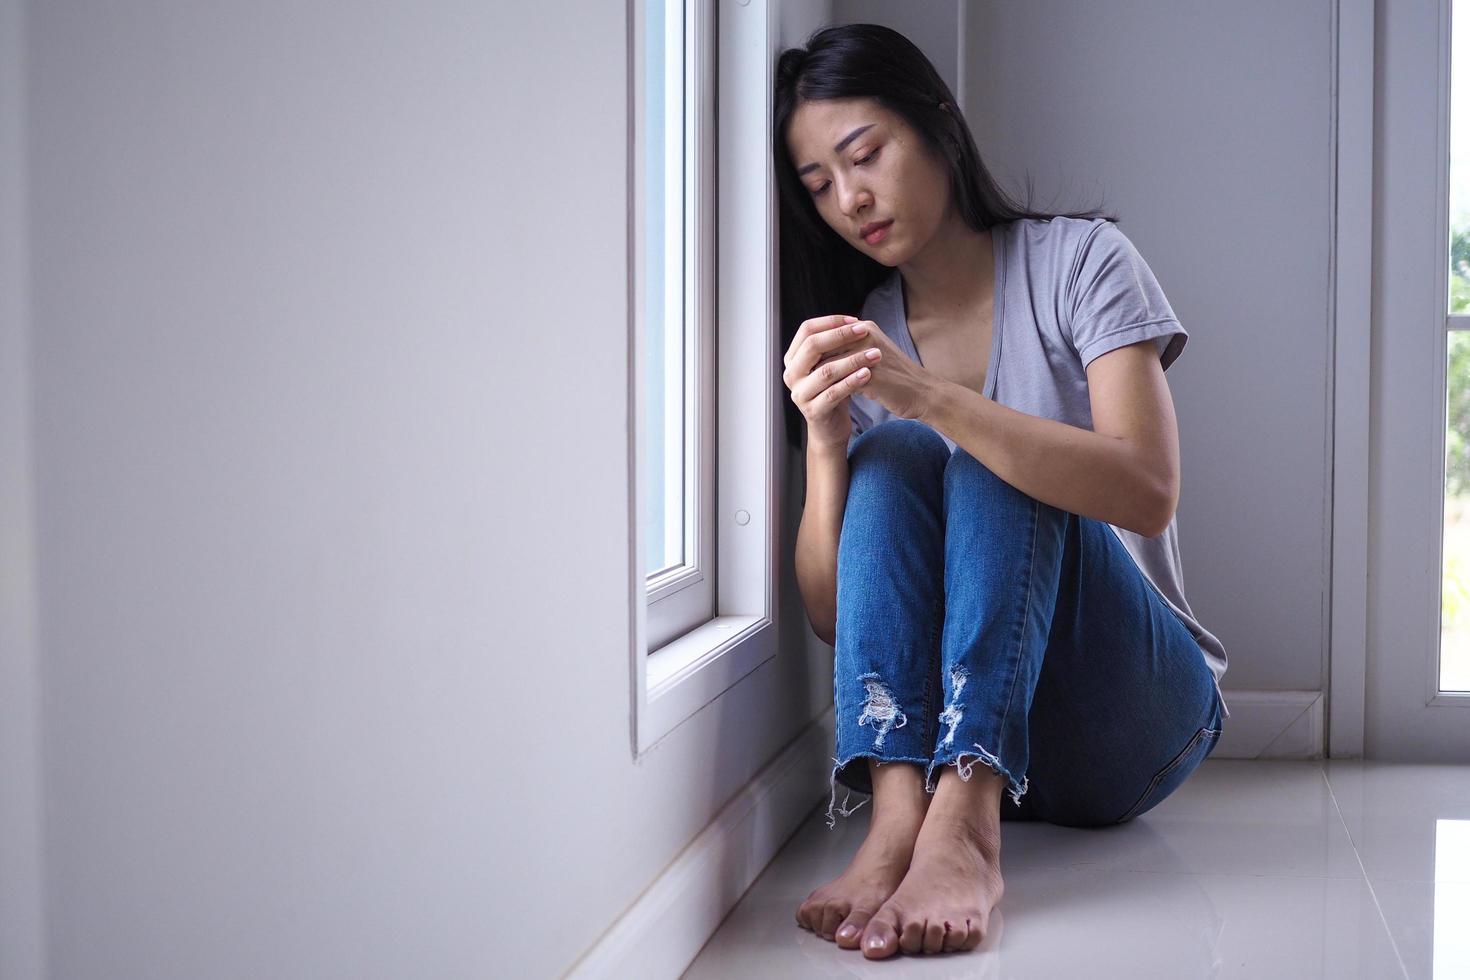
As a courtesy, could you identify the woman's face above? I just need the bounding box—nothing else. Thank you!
[785,96,951,265]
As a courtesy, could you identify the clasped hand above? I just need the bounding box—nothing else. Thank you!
[782,314,942,452]
[820,319,937,422]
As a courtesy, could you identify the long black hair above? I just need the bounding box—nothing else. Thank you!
[774,23,1118,451]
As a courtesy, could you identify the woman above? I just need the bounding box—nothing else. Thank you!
[775,24,1230,960]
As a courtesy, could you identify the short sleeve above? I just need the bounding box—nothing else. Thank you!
[1066,221,1188,372]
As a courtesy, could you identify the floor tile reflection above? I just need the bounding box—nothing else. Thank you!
[682,759,1413,979]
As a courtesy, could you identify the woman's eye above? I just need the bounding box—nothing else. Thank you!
[810,150,878,197]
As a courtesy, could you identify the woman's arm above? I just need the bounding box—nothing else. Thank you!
[918,343,1178,537]
[795,440,851,646]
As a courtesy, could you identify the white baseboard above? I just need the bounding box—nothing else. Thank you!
[562,688,1321,979]
[1213,689,1325,759]
[562,717,833,980]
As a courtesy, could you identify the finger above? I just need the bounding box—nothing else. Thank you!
[794,319,872,377]
[815,341,881,379]
[814,331,877,369]
[793,349,874,413]
[785,314,857,368]
[793,347,869,406]
[785,318,866,390]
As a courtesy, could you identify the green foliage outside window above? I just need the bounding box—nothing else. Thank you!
[1444,227,1470,630]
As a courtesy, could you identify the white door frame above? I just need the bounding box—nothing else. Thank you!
[1336,0,1470,760]
[1327,0,1375,759]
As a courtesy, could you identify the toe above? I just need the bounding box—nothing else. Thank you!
[835,908,876,949]
[795,894,821,931]
[898,914,927,954]
[818,902,850,941]
[941,918,967,953]
[860,913,901,959]
[923,918,946,954]
[963,916,985,950]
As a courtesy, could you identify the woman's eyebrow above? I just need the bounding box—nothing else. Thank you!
[796,123,876,176]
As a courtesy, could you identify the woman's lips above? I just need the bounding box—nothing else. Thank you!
[863,220,893,245]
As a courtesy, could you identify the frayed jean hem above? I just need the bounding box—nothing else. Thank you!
[825,752,934,830]
[925,742,1030,809]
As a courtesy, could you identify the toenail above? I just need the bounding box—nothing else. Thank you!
[837,925,856,940]
[866,935,884,950]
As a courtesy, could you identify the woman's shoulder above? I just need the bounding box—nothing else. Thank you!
[1009,216,1132,276]
[1017,214,1113,244]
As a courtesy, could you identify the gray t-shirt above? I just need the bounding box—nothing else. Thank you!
[847,216,1230,718]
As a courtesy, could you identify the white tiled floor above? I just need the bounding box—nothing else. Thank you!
[681,759,1470,979]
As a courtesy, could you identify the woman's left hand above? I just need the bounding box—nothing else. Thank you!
[819,318,940,422]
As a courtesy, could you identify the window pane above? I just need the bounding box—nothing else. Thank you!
[1444,334,1470,692]
[1453,0,1470,313]
[644,0,686,578]
[1444,1,1470,692]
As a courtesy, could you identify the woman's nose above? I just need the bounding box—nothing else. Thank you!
[839,185,870,220]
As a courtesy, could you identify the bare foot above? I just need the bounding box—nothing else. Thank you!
[858,767,1007,958]
[795,761,929,948]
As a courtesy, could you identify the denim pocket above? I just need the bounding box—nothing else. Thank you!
[1113,724,1223,824]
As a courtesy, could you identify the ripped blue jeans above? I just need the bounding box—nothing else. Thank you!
[827,419,1223,829]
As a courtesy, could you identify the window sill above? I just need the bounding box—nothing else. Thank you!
[637,615,774,753]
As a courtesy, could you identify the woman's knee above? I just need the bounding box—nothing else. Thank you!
[942,446,1024,501]
[849,418,951,473]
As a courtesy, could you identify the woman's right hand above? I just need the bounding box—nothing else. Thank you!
[782,314,881,453]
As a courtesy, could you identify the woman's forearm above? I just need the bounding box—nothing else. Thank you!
[795,440,850,645]
[919,379,1171,537]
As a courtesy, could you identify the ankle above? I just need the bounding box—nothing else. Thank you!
[866,760,932,830]
[925,774,1005,851]
[923,804,1003,856]
[871,781,929,819]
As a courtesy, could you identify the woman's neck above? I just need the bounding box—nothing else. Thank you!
[898,218,994,324]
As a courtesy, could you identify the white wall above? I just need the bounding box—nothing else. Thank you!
[833,0,961,100]
[964,0,1333,694]
[0,1,1336,977]
[6,2,835,977]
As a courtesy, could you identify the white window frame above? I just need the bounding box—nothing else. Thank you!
[1338,0,1470,759]
[628,0,778,756]
[642,0,717,657]
[1428,0,1470,710]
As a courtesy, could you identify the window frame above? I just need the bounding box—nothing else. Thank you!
[642,0,717,654]
[628,0,778,756]
[1433,0,1470,708]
